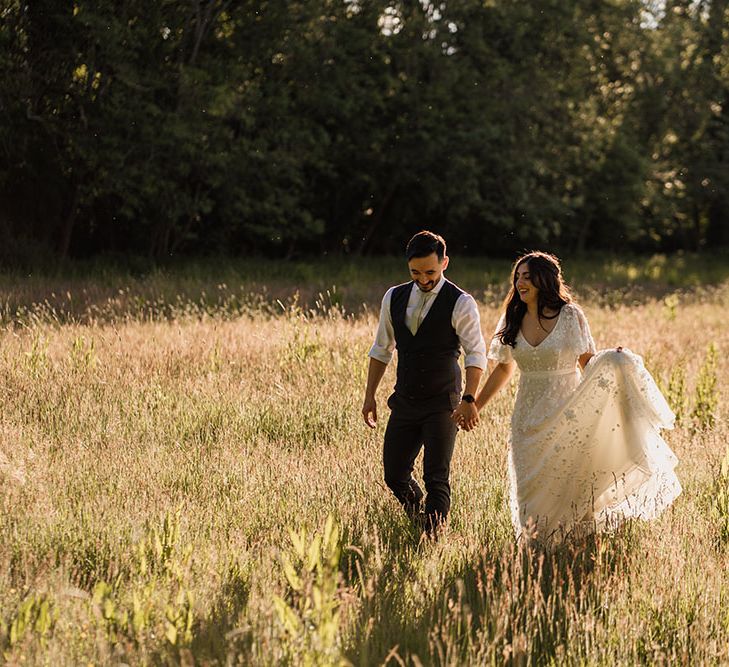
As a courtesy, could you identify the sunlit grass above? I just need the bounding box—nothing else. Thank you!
[0,261,727,664]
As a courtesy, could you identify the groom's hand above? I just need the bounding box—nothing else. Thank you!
[362,395,378,428]
[451,401,479,431]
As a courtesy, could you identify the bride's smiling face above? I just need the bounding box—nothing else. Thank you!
[515,262,538,305]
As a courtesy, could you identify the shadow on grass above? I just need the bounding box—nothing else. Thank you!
[341,518,639,666]
[188,560,252,663]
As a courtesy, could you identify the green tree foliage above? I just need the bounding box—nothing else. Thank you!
[0,0,727,262]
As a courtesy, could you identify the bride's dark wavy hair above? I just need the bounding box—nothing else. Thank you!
[497,251,573,347]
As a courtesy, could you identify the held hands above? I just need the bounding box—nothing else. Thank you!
[451,400,480,431]
[364,394,481,430]
[362,395,377,429]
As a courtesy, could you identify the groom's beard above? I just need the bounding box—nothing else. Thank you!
[417,281,436,291]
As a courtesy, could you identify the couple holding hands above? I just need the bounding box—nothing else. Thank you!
[362,231,681,543]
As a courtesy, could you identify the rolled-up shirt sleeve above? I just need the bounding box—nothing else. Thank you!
[368,287,396,365]
[453,294,487,370]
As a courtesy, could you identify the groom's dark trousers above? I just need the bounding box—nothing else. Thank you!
[383,279,464,527]
[383,392,458,523]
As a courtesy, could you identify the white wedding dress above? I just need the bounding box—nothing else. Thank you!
[488,303,682,542]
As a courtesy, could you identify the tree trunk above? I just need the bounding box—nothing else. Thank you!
[356,183,398,255]
[189,0,232,66]
[701,0,728,246]
[707,199,729,246]
[692,201,702,251]
[58,185,80,261]
[575,219,591,254]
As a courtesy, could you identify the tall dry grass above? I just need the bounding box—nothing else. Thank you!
[0,267,727,665]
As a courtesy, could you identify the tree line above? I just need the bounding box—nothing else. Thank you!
[1,0,727,264]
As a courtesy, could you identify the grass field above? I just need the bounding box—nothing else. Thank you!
[0,255,728,665]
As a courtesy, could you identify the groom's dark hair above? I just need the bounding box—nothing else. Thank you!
[406,230,447,261]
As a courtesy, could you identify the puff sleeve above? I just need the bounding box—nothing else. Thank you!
[571,304,596,356]
[487,314,514,364]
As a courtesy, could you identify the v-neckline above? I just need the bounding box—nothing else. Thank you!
[519,307,563,348]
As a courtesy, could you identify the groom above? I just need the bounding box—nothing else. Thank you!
[362,231,486,535]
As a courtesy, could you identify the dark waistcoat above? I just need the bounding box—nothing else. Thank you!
[391,279,463,402]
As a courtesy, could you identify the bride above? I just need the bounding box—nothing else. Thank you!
[454,251,682,543]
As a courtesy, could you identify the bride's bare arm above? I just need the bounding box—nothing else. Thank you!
[578,352,594,369]
[475,361,516,411]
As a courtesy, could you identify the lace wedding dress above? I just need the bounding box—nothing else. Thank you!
[489,303,682,542]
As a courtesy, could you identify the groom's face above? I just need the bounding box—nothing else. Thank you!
[408,253,449,292]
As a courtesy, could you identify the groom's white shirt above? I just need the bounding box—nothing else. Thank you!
[368,275,487,369]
